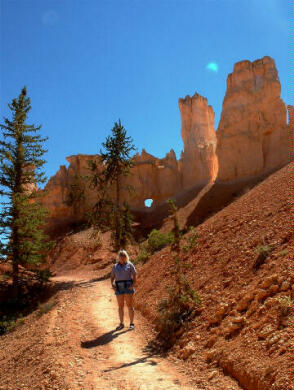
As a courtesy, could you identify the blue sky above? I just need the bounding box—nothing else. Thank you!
[0,0,292,181]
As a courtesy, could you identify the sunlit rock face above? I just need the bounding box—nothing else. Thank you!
[40,150,182,232]
[216,56,293,181]
[179,93,218,189]
[40,56,293,234]
[41,155,96,226]
[288,105,294,130]
[123,149,181,208]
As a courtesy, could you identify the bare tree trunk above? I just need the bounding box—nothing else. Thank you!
[115,176,121,251]
[12,259,19,298]
[11,139,22,298]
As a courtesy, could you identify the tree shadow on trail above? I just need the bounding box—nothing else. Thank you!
[53,272,111,292]
[101,337,168,373]
[81,328,129,348]
[102,352,159,373]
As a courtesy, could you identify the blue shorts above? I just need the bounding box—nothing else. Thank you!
[115,280,135,295]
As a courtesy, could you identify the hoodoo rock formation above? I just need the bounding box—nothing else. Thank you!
[41,151,183,234]
[216,56,293,181]
[288,105,294,130]
[179,93,218,188]
[40,56,293,234]
[122,149,181,208]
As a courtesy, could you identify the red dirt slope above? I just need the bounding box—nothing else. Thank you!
[135,162,294,390]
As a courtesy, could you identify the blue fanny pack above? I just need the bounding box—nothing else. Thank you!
[115,280,134,294]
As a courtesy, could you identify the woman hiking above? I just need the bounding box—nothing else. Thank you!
[110,250,137,330]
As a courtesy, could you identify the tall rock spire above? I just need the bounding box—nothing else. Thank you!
[179,93,218,189]
[216,56,293,181]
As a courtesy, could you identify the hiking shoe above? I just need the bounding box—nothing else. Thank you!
[129,323,135,330]
[116,323,124,331]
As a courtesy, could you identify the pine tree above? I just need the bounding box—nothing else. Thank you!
[119,201,134,249]
[0,87,50,296]
[90,119,135,250]
[156,200,201,346]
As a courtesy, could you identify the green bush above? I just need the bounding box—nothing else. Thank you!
[147,229,174,254]
[253,244,272,270]
[38,300,57,316]
[134,229,173,265]
[257,245,271,256]
[0,316,17,334]
[155,200,202,347]
[278,295,293,316]
[279,249,288,257]
[0,313,24,335]
[93,236,102,250]
[156,278,202,346]
[182,227,198,252]
[134,248,150,265]
[0,273,10,281]
[35,269,52,283]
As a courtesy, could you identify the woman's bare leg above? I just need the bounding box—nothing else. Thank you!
[125,294,134,324]
[116,294,125,324]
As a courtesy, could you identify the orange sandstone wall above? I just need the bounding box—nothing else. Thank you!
[216,56,293,182]
[40,56,293,232]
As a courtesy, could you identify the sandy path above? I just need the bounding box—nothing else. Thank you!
[88,280,196,390]
[51,274,198,390]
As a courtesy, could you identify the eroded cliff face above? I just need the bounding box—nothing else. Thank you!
[41,150,183,233]
[216,56,293,181]
[122,149,181,208]
[41,155,97,234]
[41,56,293,233]
[288,105,294,131]
[179,93,218,188]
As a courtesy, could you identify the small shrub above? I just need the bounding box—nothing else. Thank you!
[134,248,150,265]
[93,236,102,250]
[278,296,293,317]
[35,269,52,283]
[89,229,103,250]
[279,249,288,257]
[0,273,10,281]
[182,227,198,252]
[0,316,17,334]
[157,279,202,346]
[253,245,272,270]
[257,245,272,256]
[0,314,24,335]
[38,300,57,316]
[156,200,202,347]
[147,229,174,254]
[133,228,174,264]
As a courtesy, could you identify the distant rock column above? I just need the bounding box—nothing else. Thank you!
[179,93,218,189]
[216,56,292,182]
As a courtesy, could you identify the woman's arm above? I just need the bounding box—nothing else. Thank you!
[132,274,136,287]
[110,266,116,289]
[130,263,137,287]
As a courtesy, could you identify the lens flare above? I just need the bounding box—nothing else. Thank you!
[144,199,153,208]
[206,62,219,73]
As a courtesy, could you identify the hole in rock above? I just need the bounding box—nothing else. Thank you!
[144,199,153,208]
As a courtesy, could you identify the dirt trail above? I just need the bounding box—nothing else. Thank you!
[52,274,199,390]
